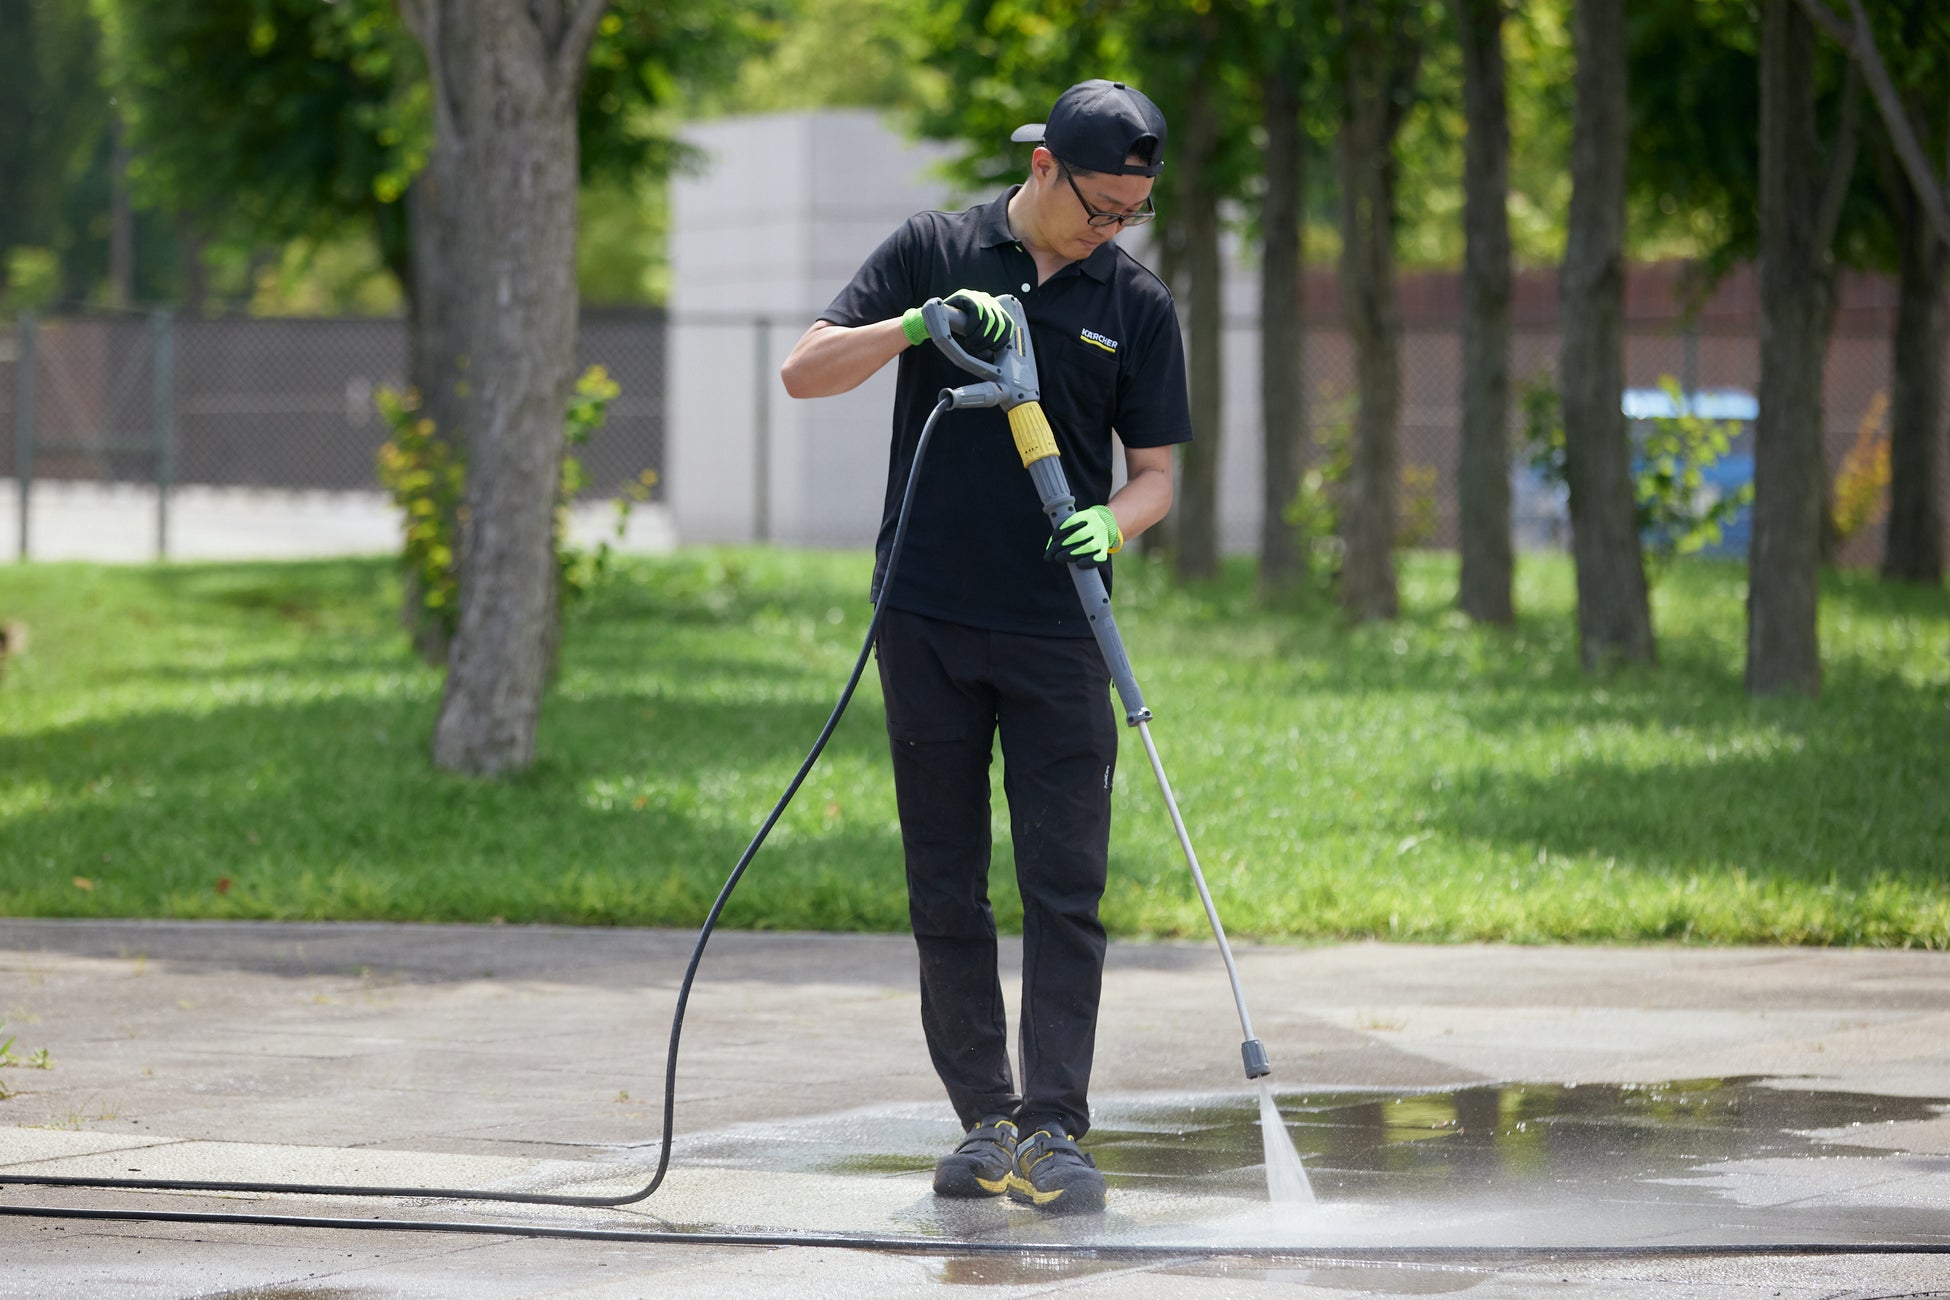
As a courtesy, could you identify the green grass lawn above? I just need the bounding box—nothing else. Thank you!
[1,549,1945,945]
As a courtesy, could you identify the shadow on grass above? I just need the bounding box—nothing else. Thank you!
[1433,733,1947,886]
[1,684,906,932]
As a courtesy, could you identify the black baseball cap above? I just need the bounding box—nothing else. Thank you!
[1010,79,1167,177]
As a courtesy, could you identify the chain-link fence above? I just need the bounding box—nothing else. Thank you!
[2,301,1943,567]
[0,308,667,560]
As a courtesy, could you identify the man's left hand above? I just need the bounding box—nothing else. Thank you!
[1045,504,1122,567]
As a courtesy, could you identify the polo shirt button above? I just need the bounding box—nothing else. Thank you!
[1020,283,1031,292]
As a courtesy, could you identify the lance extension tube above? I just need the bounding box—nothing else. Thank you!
[922,296,1272,1082]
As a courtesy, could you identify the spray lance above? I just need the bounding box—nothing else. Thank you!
[920,294,1273,1084]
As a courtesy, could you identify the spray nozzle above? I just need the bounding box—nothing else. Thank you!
[1242,1037,1272,1079]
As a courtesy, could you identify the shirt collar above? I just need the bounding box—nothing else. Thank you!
[981,187,1118,283]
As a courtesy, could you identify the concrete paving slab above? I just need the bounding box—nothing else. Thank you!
[4,920,1950,1297]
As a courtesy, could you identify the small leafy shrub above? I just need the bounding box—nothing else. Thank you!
[1398,462,1439,547]
[1636,377,1753,564]
[1285,393,1444,573]
[1285,395,1354,577]
[1521,374,1752,581]
[376,388,465,643]
[1831,391,1890,546]
[1520,372,1566,483]
[558,366,653,610]
[377,365,647,647]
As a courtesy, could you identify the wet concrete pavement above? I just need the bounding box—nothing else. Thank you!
[3,920,1948,1297]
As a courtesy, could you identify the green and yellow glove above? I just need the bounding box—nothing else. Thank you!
[900,288,1012,358]
[1045,504,1123,567]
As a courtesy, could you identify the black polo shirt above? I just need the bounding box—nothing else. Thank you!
[819,188,1192,637]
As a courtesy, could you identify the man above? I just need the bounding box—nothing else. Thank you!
[780,80,1192,1216]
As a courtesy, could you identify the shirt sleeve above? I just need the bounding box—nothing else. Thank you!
[1112,292,1193,449]
[818,216,925,329]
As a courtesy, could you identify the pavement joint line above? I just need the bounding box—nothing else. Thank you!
[4,1204,1950,1260]
[0,1137,190,1169]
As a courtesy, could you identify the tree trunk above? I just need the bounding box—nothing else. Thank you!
[1560,0,1654,670]
[1336,0,1417,622]
[407,0,604,777]
[1748,0,1830,696]
[1883,172,1947,585]
[1453,0,1514,627]
[1172,73,1224,584]
[1258,63,1307,603]
[398,153,471,667]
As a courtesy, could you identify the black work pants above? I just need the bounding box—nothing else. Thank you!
[876,607,1117,1140]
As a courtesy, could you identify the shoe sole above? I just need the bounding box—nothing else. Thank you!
[1004,1171,1105,1214]
[933,1170,1010,1197]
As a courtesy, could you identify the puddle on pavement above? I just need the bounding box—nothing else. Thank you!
[665,1076,1950,1254]
[1091,1076,1948,1201]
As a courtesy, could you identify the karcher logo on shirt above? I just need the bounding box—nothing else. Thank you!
[1079,328,1119,355]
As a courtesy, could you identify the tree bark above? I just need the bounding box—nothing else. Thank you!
[1748,0,1831,696]
[398,150,471,667]
[1335,0,1419,622]
[1452,0,1514,626]
[1560,0,1654,669]
[1258,63,1307,603]
[1883,172,1947,584]
[404,0,604,777]
[1172,71,1224,584]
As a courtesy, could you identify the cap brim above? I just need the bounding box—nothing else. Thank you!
[1009,123,1046,144]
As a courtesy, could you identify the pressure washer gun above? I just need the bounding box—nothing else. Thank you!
[921,296,1274,1083]
[921,296,1152,730]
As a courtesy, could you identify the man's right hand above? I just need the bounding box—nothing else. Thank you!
[943,289,1012,358]
[900,289,1012,359]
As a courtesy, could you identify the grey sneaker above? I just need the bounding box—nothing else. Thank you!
[933,1116,1019,1197]
[1005,1128,1106,1215]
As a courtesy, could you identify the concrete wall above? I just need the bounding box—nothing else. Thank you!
[668,111,957,547]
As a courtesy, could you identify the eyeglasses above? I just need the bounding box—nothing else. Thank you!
[1055,158,1156,228]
